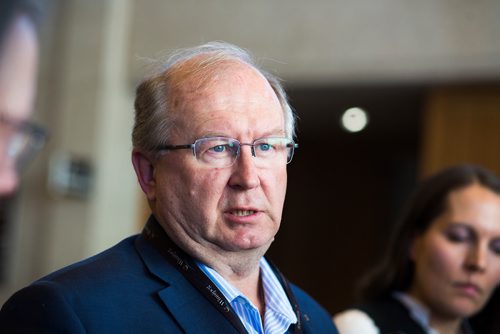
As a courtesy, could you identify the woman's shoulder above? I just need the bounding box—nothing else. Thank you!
[333,308,380,334]
[335,296,430,334]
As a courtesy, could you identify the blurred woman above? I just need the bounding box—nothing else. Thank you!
[0,0,44,196]
[334,164,500,334]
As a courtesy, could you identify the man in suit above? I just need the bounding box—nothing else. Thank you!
[0,41,339,333]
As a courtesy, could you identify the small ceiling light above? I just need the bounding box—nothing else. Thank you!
[341,107,369,133]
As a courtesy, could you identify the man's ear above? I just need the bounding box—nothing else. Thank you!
[132,150,157,201]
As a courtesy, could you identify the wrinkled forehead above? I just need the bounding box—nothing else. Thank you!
[166,56,275,102]
[162,55,286,140]
[164,57,285,138]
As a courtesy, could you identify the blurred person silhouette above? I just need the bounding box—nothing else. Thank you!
[334,164,500,334]
[0,41,339,333]
[0,0,46,197]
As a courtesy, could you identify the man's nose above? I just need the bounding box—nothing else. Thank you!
[228,145,260,190]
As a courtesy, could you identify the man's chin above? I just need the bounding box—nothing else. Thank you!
[225,236,273,254]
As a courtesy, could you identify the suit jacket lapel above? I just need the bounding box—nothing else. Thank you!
[134,234,239,334]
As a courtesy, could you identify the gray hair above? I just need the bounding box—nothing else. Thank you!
[132,41,296,153]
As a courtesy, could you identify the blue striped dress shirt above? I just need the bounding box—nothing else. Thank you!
[198,258,297,334]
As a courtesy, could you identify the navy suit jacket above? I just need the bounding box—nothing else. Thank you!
[0,230,339,333]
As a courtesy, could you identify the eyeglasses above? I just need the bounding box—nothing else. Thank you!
[157,136,298,168]
[0,114,48,171]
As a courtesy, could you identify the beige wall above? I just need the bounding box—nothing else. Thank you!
[2,0,500,302]
[129,0,500,84]
[0,0,139,301]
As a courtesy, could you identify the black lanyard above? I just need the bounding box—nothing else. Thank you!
[142,216,303,334]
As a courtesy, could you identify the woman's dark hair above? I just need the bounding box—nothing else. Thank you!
[359,163,500,301]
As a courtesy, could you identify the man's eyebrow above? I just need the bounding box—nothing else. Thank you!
[260,127,286,137]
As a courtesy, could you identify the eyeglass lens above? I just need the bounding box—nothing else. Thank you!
[193,137,294,168]
[0,116,47,171]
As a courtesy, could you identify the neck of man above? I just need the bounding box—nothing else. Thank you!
[194,240,269,317]
[164,225,271,318]
[210,255,266,319]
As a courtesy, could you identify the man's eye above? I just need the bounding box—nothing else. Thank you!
[211,145,226,153]
[258,143,271,151]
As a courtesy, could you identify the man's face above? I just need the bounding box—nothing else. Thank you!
[149,61,288,255]
[0,15,38,196]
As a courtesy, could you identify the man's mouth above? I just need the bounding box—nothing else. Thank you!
[231,210,256,217]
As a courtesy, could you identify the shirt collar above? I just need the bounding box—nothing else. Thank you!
[197,258,297,324]
[260,258,298,324]
[393,292,438,334]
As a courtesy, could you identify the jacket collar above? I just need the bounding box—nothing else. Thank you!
[134,217,239,333]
